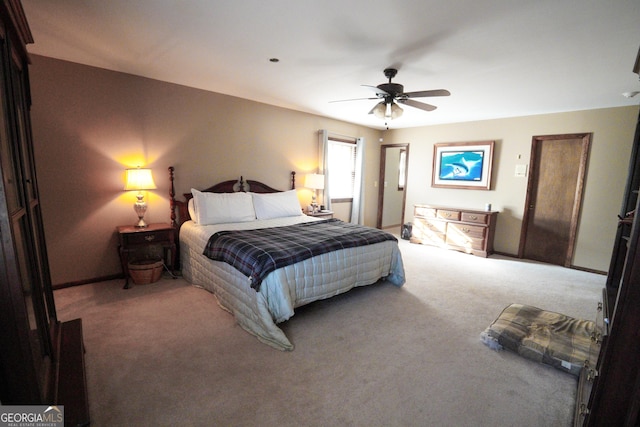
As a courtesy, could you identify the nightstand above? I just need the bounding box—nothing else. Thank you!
[309,211,334,219]
[117,223,176,289]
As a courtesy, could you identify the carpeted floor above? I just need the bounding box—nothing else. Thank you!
[54,237,604,426]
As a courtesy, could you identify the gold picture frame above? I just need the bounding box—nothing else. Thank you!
[431,141,495,190]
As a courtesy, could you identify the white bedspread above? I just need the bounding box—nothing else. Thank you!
[180,216,405,350]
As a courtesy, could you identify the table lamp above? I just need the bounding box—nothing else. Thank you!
[305,173,324,213]
[124,167,157,227]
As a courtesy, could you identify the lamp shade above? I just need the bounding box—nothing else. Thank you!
[124,168,157,191]
[372,101,403,120]
[372,102,387,119]
[390,102,403,119]
[304,173,325,190]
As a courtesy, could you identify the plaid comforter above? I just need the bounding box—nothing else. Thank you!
[203,219,397,291]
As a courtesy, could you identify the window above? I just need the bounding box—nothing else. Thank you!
[398,149,406,191]
[327,139,357,201]
[319,130,364,224]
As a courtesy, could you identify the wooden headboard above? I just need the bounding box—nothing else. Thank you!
[168,166,296,228]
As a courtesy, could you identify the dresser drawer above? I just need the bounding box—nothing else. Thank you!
[453,237,485,250]
[437,209,460,221]
[412,231,445,246]
[414,205,437,218]
[122,229,173,245]
[412,219,446,243]
[461,212,489,224]
[447,223,487,241]
[423,219,447,233]
[446,233,485,250]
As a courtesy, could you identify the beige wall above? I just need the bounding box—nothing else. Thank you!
[28,54,638,284]
[388,105,639,271]
[29,55,382,285]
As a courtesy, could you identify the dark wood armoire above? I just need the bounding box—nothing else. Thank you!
[0,1,88,425]
[577,60,640,425]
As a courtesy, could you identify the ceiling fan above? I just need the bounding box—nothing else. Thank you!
[333,68,450,121]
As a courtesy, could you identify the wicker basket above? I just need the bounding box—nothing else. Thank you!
[128,259,163,285]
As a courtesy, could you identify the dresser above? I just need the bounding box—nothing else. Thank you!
[410,204,498,257]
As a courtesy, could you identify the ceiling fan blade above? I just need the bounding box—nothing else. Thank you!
[403,89,451,98]
[362,85,390,97]
[329,97,379,103]
[398,99,437,112]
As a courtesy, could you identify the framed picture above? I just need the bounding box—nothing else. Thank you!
[431,141,494,190]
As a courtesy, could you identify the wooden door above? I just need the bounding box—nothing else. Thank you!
[377,144,408,229]
[519,134,590,266]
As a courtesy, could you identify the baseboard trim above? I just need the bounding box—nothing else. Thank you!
[569,265,607,275]
[53,274,123,290]
[492,251,606,275]
[492,251,519,259]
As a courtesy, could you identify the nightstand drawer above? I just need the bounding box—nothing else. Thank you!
[122,229,173,245]
[310,211,333,219]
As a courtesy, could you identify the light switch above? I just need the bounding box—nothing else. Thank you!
[515,164,527,177]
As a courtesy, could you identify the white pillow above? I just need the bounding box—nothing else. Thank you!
[251,190,303,220]
[187,198,197,222]
[190,189,256,225]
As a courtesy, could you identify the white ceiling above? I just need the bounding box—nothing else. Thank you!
[21,0,640,130]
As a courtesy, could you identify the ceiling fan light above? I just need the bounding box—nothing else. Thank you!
[390,102,403,119]
[372,102,386,119]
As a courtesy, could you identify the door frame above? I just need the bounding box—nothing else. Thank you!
[377,143,409,229]
[518,133,591,266]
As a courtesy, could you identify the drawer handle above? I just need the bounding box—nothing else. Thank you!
[145,235,156,242]
[444,213,451,217]
[462,228,470,233]
[469,215,478,220]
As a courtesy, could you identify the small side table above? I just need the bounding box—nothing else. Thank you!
[309,210,334,219]
[117,223,176,289]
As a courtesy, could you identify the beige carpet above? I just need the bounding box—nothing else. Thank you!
[54,237,604,426]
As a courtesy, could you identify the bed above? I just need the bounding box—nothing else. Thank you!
[168,168,406,350]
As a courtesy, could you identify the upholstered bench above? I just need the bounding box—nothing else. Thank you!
[481,303,598,376]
